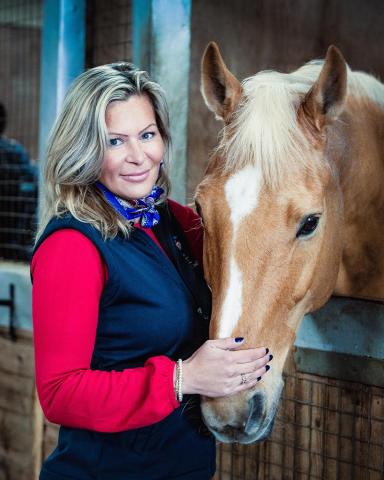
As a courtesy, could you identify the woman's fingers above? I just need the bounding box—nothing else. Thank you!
[234,377,261,394]
[183,338,273,398]
[210,337,270,356]
[232,364,271,394]
[238,362,271,385]
[230,347,270,363]
[234,353,273,375]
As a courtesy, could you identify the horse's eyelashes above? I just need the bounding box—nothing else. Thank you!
[296,214,321,238]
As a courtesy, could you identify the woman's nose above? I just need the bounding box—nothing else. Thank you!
[125,139,145,164]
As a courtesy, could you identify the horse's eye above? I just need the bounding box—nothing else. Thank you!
[296,215,320,238]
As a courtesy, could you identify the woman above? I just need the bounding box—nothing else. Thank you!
[32,62,272,479]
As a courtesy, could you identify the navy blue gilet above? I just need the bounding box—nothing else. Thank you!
[34,203,216,480]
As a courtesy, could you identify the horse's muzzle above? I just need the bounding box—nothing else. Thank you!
[201,391,275,444]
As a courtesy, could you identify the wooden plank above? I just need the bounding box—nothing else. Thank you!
[370,393,384,474]
[0,370,34,415]
[309,381,324,477]
[287,373,310,478]
[0,408,34,453]
[267,440,283,479]
[323,383,340,480]
[0,329,34,378]
[0,327,40,478]
[219,442,232,478]
[231,443,244,479]
[280,366,296,479]
[32,389,44,480]
[244,443,258,480]
[90,0,132,66]
[0,446,34,480]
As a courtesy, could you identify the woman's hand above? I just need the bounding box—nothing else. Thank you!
[182,338,272,398]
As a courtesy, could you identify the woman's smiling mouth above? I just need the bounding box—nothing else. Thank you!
[121,170,150,182]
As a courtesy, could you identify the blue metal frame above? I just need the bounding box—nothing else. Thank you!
[38,0,86,213]
[132,0,152,71]
[295,297,384,386]
[132,0,192,204]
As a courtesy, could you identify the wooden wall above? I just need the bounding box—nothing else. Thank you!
[214,354,384,480]
[0,327,41,480]
[86,0,132,67]
[186,0,384,200]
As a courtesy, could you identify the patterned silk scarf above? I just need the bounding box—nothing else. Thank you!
[95,181,164,228]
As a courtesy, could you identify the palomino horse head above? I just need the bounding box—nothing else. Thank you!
[196,42,384,443]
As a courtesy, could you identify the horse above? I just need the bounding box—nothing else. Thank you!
[195,42,384,444]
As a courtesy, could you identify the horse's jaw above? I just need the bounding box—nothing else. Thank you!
[201,375,284,444]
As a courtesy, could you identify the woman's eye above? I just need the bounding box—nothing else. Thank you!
[141,131,155,141]
[109,138,123,147]
[296,214,320,238]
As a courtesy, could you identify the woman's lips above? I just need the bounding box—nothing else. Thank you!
[121,170,150,182]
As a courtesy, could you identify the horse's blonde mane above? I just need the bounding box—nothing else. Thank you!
[217,60,384,187]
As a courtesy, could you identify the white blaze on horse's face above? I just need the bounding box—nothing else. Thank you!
[219,165,263,338]
[198,169,336,444]
[198,42,352,444]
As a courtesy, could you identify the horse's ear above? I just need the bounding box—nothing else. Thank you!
[201,42,242,122]
[302,45,347,131]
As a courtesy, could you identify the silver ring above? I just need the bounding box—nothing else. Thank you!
[240,373,248,384]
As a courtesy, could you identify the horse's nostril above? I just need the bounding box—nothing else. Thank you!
[245,392,264,434]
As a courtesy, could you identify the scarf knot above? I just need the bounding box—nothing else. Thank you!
[96,181,164,228]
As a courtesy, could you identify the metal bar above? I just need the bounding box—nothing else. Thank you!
[131,0,151,71]
[294,296,384,387]
[38,0,86,217]
[0,283,16,340]
[131,0,192,204]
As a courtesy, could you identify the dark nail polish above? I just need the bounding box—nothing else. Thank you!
[266,348,269,354]
[235,337,244,343]
[269,354,273,361]
[257,376,261,382]
[266,365,271,372]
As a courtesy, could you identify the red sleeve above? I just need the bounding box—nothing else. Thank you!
[168,199,204,265]
[31,229,179,433]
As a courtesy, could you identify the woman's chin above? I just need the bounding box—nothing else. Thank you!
[117,178,157,200]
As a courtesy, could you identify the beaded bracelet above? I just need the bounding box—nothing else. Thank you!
[174,358,183,402]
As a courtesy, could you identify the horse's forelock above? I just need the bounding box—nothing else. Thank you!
[216,68,320,187]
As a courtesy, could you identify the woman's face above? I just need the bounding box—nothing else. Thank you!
[100,95,165,200]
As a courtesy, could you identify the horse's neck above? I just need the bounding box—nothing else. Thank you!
[334,96,384,299]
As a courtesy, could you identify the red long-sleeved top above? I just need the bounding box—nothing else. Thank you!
[32,201,203,432]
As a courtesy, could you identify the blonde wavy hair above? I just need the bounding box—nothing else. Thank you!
[36,62,171,242]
